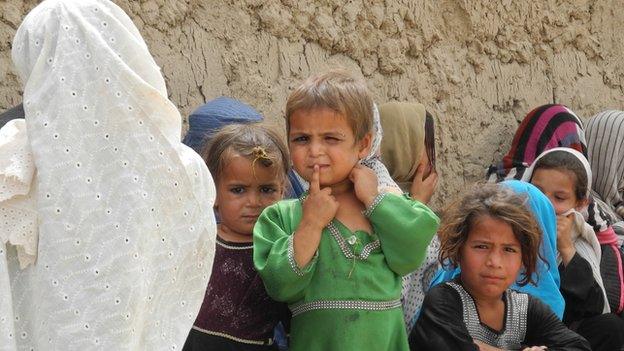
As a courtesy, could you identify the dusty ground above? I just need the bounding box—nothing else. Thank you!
[1,0,623,207]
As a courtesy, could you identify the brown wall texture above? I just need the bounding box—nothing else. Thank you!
[1,0,623,207]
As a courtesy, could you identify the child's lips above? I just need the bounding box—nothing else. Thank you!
[241,214,260,220]
[481,274,505,282]
[309,164,330,169]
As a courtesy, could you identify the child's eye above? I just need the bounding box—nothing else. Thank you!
[473,244,488,250]
[229,187,245,194]
[260,186,277,194]
[291,136,308,143]
[555,196,568,201]
[504,247,518,253]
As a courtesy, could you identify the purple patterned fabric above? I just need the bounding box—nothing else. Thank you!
[193,237,289,344]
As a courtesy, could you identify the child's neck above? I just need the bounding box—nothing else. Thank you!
[326,179,373,234]
[474,297,506,333]
[217,224,253,243]
[328,177,355,197]
[464,285,506,332]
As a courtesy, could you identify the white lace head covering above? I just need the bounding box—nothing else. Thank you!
[0,0,217,349]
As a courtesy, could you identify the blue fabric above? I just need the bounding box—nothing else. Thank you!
[286,170,305,199]
[430,180,565,319]
[182,96,263,153]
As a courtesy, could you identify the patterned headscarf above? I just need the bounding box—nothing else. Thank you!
[1,0,217,349]
[487,104,586,182]
[487,103,612,233]
[586,110,624,222]
[585,110,624,314]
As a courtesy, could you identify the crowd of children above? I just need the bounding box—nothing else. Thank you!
[2,0,624,350]
[177,71,624,350]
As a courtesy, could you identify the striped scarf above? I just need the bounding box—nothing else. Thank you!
[486,104,586,182]
[586,110,624,314]
[586,110,624,222]
[487,104,624,315]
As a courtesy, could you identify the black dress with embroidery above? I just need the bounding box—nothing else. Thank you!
[409,279,591,351]
[183,237,290,351]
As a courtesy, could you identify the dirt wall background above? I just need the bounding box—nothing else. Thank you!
[1,0,623,207]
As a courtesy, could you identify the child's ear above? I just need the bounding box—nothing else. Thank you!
[575,198,589,211]
[357,132,373,159]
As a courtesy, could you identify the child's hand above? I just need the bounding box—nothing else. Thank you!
[294,165,338,268]
[349,163,379,207]
[410,162,438,205]
[301,165,339,230]
[522,347,547,351]
[556,213,576,265]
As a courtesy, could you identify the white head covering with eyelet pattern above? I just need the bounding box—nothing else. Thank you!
[522,147,609,313]
[0,0,217,349]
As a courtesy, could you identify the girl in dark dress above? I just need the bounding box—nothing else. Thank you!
[183,123,290,351]
[410,182,590,351]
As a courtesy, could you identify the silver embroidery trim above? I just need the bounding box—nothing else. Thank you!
[216,240,253,250]
[447,282,528,349]
[289,299,401,317]
[299,193,380,261]
[287,235,318,276]
[326,221,380,260]
[362,192,387,217]
[287,235,306,276]
[192,326,273,346]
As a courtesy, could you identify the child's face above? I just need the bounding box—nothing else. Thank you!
[288,107,371,188]
[215,154,284,237]
[459,215,523,300]
[530,168,582,215]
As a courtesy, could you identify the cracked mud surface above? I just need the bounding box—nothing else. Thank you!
[2,0,623,207]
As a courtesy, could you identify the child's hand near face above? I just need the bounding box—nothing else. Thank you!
[294,165,339,267]
[303,165,339,228]
[410,162,438,205]
[349,163,379,207]
[556,212,576,265]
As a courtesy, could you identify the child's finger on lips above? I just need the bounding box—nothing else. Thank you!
[310,164,320,194]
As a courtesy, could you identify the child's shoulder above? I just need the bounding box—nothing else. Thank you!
[426,280,463,302]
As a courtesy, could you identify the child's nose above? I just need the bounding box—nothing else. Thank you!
[309,140,324,156]
[486,250,503,268]
[247,192,262,207]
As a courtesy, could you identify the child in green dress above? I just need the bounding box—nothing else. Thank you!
[253,70,440,351]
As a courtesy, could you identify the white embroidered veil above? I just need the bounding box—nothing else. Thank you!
[0,0,217,349]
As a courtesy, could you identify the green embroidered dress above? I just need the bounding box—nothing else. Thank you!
[253,193,439,351]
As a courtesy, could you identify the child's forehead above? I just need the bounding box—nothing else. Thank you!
[531,167,578,192]
[467,215,520,244]
[219,153,284,182]
[289,107,356,131]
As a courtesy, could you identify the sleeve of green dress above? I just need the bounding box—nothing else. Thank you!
[367,193,440,276]
[253,202,318,303]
